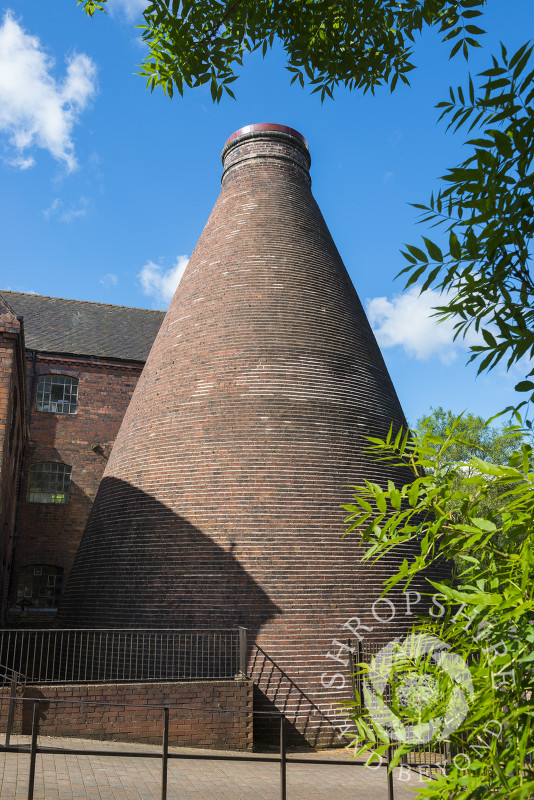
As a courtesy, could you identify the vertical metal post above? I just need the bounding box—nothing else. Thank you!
[161,707,169,800]
[356,639,363,707]
[238,627,247,677]
[279,715,287,800]
[444,740,451,774]
[387,744,394,800]
[5,672,18,746]
[27,700,39,800]
[347,639,356,699]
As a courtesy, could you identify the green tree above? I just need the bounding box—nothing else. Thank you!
[344,422,534,799]
[416,406,523,467]
[341,47,534,791]
[342,40,534,777]
[415,407,527,534]
[79,0,486,100]
[399,43,534,414]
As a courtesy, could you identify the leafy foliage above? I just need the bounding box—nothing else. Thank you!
[344,421,534,798]
[76,0,107,16]
[415,406,530,525]
[78,0,485,100]
[339,36,534,800]
[400,43,534,408]
[416,406,524,467]
[346,64,534,773]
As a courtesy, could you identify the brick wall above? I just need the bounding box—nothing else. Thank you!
[0,303,26,620]
[3,679,252,749]
[9,353,142,622]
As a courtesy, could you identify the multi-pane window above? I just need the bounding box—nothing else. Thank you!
[17,565,63,609]
[27,462,72,504]
[36,375,78,414]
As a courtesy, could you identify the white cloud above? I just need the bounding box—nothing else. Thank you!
[60,197,89,222]
[3,286,37,294]
[366,286,481,365]
[8,152,35,169]
[111,0,149,21]
[138,255,189,308]
[42,198,61,219]
[100,273,119,288]
[42,196,89,222]
[0,11,97,171]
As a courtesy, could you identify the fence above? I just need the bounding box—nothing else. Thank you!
[0,628,246,684]
[0,695,399,800]
[352,638,450,776]
[0,663,25,688]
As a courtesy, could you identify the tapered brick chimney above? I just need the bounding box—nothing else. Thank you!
[59,124,437,744]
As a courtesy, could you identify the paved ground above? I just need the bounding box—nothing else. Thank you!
[0,736,428,799]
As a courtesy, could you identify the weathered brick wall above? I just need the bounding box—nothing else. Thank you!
[9,354,142,622]
[58,125,449,745]
[2,679,252,749]
[0,303,26,620]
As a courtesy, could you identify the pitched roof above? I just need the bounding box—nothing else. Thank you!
[0,291,164,362]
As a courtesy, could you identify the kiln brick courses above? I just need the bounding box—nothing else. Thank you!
[56,124,446,745]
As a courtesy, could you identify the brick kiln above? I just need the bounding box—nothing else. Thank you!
[57,124,435,744]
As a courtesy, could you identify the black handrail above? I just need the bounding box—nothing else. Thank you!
[0,695,398,800]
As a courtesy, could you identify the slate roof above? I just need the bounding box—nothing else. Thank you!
[0,291,165,362]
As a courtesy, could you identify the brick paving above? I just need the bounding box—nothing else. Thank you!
[0,736,428,799]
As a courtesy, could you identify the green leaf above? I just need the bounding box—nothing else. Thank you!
[423,237,443,262]
[482,329,497,347]
[375,492,387,514]
[405,244,429,263]
[471,517,497,531]
[390,489,402,510]
[449,231,462,259]
[404,263,428,289]
[509,42,531,70]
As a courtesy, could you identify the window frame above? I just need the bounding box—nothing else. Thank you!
[27,461,72,505]
[36,374,79,415]
[17,565,63,610]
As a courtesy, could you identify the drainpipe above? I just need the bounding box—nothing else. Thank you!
[6,347,37,622]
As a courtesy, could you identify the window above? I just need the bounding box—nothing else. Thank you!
[27,462,72,504]
[17,565,63,609]
[36,375,78,414]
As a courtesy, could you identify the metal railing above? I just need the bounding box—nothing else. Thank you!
[0,663,26,748]
[352,638,450,776]
[0,628,246,684]
[0,695,398,800]
[0,662,26,687]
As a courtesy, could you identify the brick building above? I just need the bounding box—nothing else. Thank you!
[0,291,163,624]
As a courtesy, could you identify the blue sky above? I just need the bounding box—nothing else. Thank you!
[0,0,532,425]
